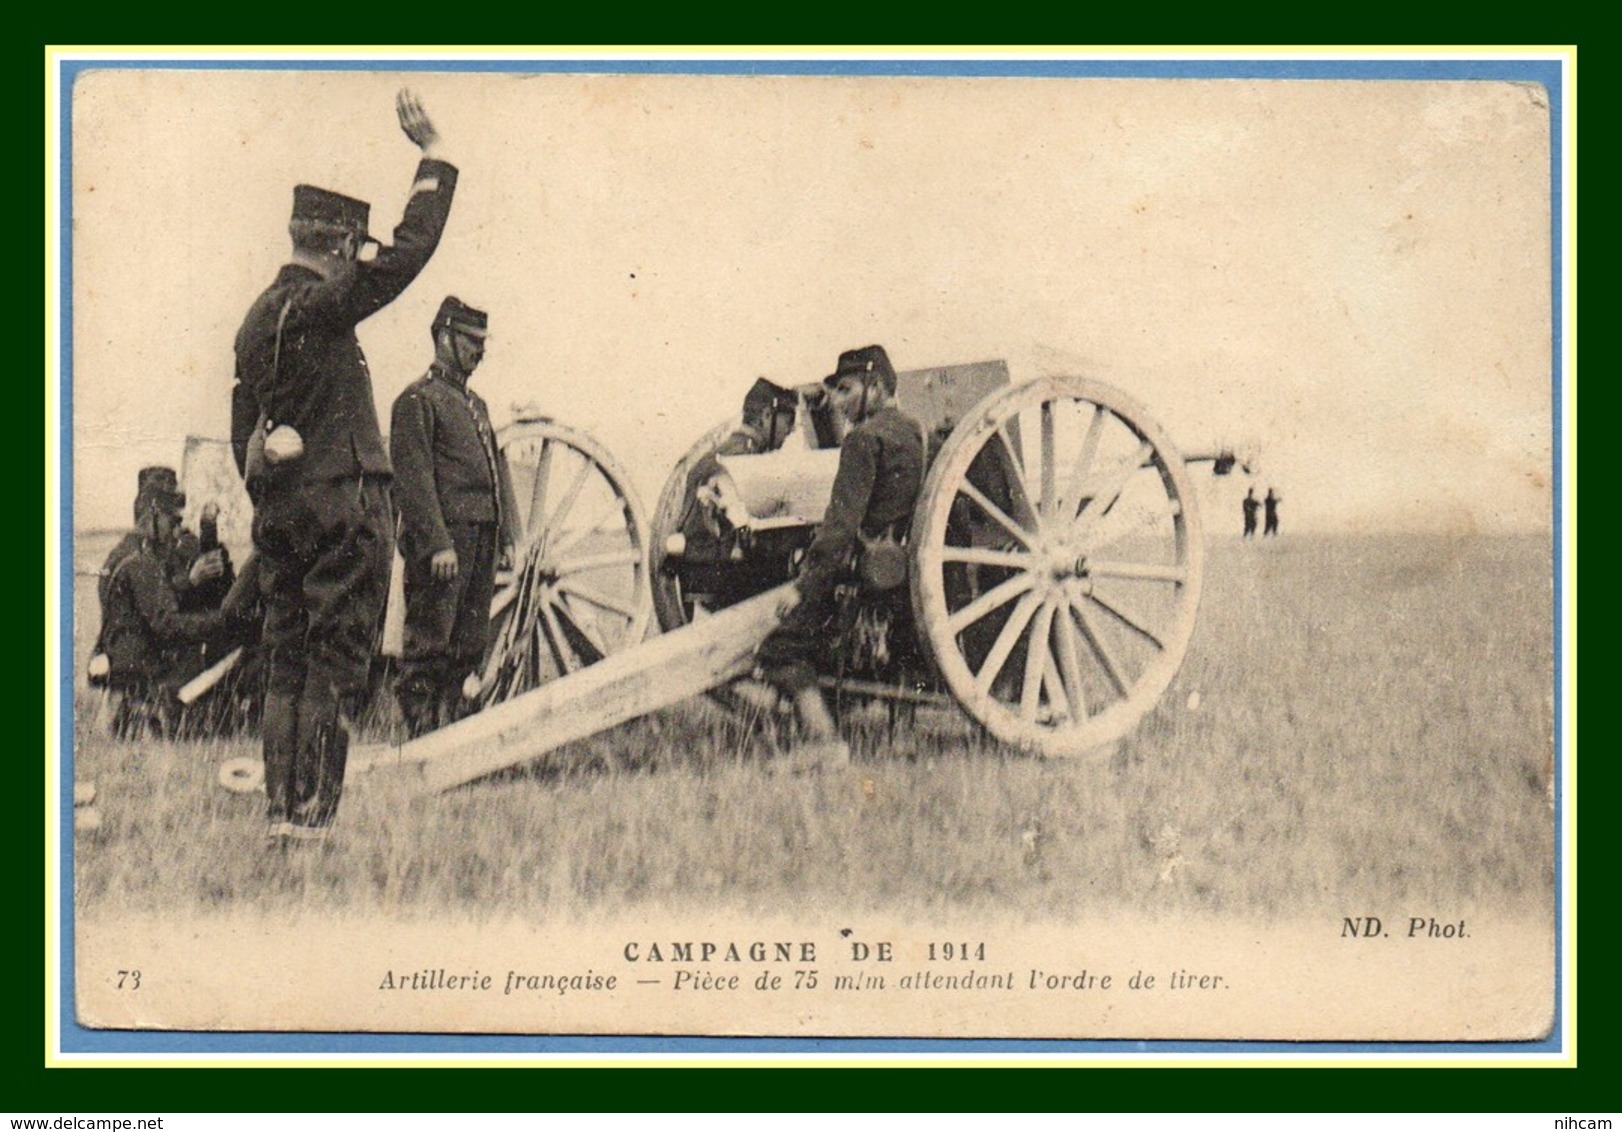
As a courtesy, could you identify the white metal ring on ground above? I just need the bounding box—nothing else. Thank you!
[910,376,1205,757]
[481,418,654,706]
[218,757,265,794]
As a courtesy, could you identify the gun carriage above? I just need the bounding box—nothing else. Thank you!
[346,360,1237,793]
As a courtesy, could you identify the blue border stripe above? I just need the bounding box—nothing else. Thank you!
[53,53,1567,1059]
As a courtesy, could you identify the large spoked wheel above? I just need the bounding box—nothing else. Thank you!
[481,417,653,705]
[911,377,1204,756]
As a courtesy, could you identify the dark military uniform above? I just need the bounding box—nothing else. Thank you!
[1263,489,1281,537]
[678,378,799,540]
[757,400,924,693]
[233,158,457,836]
[390,339,518,735]
[1242,491,1260,538]
[94,473,227,737]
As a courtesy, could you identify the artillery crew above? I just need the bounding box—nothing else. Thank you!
[679,377,799,541]
[232,89,457,844]
[92,468,235,737]
[390,296,518,737]
[756,345,925,770]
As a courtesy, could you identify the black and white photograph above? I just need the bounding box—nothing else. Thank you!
[51,54,1567,1052]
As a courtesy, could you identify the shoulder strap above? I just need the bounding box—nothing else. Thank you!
[265,298,294,428]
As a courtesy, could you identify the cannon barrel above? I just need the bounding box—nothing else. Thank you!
[350,582,793,794]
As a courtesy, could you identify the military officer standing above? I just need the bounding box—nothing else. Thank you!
[755,345,924,770]
[389,297,517,737]
[232,89,459,844]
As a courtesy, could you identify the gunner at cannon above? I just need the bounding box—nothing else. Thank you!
[755,345,924,771]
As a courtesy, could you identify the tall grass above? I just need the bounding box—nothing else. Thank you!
[70,534,1556,923]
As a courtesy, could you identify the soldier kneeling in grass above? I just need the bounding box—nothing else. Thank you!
[90,469,251,738]
[755,345,924,772]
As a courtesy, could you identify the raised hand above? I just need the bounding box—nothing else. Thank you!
[396,88,441,153]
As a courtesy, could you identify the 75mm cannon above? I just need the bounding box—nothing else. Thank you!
[352,360,1233,793]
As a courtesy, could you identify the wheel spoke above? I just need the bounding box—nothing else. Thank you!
[1041,660,1068,722]
[1088,560,1187,584]
[553,548,642,576]
[1019,600,1058,721]
[1067,593,1129,699]
[544,456,594,542]
[524,439,554,543]
[1051,600,1089,722]
[539,595,577,675]
[553,595,608,662]
[556,581,638,622]
[1084,499,1169,554]
[489,583,519,619]
[957,478,1034,550]
[1086,591,1166,650]
[1071,442,1155,532]
[1060,403,1106,520]
[991,426,1041,533]
[545,493,627,564]
[972,590,1041,695]
[1039,400,1056,522]
[947,570,1037,635]
[941,546,1035,569]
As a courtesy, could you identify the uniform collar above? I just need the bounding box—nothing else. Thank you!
[430,362,471,391]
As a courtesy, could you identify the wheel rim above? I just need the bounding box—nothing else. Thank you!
[911,377,1204,755]
[480,418,653,705]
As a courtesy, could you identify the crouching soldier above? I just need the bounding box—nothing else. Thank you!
[755,345,924,771]
[91,470,236,737]
[390,297,517,737]
[676,376,798,551]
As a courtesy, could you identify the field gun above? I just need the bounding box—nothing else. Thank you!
[354,361,1230,793]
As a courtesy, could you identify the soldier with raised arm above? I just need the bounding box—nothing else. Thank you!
[232,89,459,845]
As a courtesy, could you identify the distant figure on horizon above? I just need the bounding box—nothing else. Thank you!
[1241,487,1259,539]
[1264,488,1282,537]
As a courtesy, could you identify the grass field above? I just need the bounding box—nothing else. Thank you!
[67,533,1556,923]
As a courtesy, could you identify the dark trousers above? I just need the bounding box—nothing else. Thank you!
[396,521,497,736]
[756,585,840,695]
[252,476,393,830]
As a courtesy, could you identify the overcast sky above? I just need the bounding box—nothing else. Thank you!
[66,67,1554,535]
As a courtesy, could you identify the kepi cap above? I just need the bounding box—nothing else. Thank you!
[742,377,797,418]
[133,465,185,519]
[291,184,371,237]
[432,295,490,340]
[823,345,897,395]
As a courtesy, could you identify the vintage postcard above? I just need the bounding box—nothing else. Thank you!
[49,53,1570,1057]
